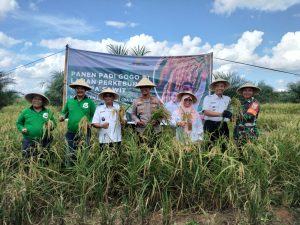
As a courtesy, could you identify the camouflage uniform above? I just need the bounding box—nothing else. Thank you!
[234,98,260,144]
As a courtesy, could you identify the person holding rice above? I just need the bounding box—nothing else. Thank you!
[171,91,203,143]
[234,83,261,145]
[202,78,232,149]
[92,88,126,153]
[131,76,163,143]
[16,93,57,160]
[59,79,96,156]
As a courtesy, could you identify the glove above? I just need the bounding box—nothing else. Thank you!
[222,110,232,119]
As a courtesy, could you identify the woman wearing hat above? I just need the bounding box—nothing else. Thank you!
[234,83,261,145]
[92,88,126,152]
[16,93,57,160]
[131,76,162,135]
[60,79,96,153]
[171,91,203,143]
[202,78,232,148]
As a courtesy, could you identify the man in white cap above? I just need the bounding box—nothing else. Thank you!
[92,88,126,153]
[16,93,57,161]
[131,76,162,139]
[202,78,232,150]
[60,79,96,156]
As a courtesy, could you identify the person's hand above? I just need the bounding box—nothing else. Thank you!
[136,120,145,126]
[101,122,109,129]
[222,110,232,119]
[177,121,186,127]
[22,128,28,134]
[59,116,65,122]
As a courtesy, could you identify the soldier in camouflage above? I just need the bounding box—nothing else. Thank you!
[234,83,261,145]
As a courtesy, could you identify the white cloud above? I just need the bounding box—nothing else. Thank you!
[212,0,300,15]
[29,2,38,11]
[105,20,138,29]
[0,0,18,20]
[125,1,132,7]
[0,31,23,47]
[13,53,65,93]
[13,13,96,36]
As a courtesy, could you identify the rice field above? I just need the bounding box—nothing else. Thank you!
[0,100,300,224]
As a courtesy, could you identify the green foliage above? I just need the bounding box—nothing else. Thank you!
[256,81,276,103]
[213,71,249,98]
[287,81,300,103]
[0,71,18,110]
[44,71,64,106]
[106,44,151,56]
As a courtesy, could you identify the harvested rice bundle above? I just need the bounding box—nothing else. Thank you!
[42,119,54,140]
[150,106,171,124]
[78,116,90,137]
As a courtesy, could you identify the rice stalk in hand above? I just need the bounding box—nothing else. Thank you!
[42,120,54,140]
[78,117,90,146]
[150,106,171,125]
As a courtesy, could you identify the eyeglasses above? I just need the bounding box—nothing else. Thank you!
[184,98,193,102]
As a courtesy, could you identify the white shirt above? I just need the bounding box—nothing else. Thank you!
[164,101,179,114]
[92,103,123,143]
[202,94,231,122]
[170,110,203,142]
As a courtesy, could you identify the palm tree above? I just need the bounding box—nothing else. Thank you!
[0,71,18,109]
[106,44,151,56]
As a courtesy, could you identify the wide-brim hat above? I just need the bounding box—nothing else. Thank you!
[69,79,92,90]
[237,83,261,95]
[209,78,230,91]
[25,93,50,106]
[135,76,156,88]
[98,88,119,100]
[177,91,197,104]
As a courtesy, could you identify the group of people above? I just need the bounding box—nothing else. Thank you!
[16,76,261,161]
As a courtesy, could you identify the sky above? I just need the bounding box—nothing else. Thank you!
[1,0,300,93]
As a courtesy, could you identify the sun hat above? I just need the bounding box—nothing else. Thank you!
[25,93,50,106]
[237,83,261,95]
[177,91,198,104]
[209,78,230,91]
[135,76,156,88]
[98,88,119,100]
[69,79,92,90]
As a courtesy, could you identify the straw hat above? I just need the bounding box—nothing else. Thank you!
[237,83,261,95]
[209,78,230,91]
[25,93,50,106]
[177,91,197,104]
[135,76,156,88]
[98,88,119,100]
[69,79,92,90]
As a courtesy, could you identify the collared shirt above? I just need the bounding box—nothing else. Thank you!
[92,103,123,143]
[61,96,96,133]
[131,96,161,133]
[164,101,179,114]
[202,94,231,122]
[16,106,57,140]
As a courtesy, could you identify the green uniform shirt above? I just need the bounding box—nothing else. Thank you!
[61,96,96,133]
[16,106,57,140]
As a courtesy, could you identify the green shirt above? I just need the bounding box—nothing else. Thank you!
[16,106,57,140]
[61,96,96,133]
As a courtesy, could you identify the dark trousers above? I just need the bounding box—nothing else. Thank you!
[204,120,229,151]
[22,137,52,160]
[65,129,91,163]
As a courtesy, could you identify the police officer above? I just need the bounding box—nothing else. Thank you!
[202,78,232,149]
[131,76,162,144]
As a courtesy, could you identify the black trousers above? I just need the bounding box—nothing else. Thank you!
[204,120,229,151]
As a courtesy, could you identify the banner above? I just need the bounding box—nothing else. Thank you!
[66,47,212,112]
